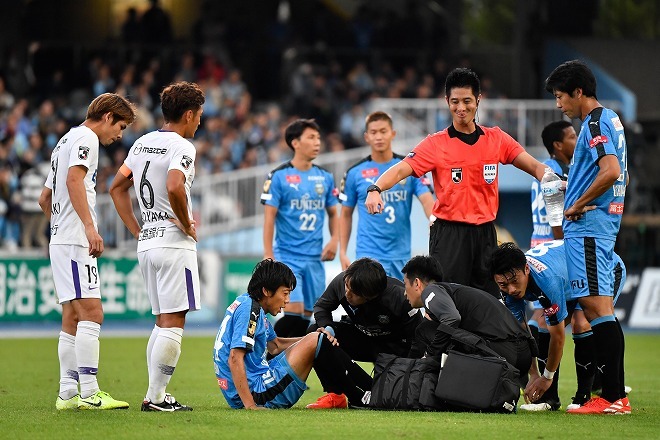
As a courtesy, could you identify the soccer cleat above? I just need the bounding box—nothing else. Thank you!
[56,394,80,410]
[305,393,348,409]
[141,393,192,412]
[603,397,631,415]
[566,394,591,411]
[520,400,561,411]
[78,390,129,410]
[566,397,613,414]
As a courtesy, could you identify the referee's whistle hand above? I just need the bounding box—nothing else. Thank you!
[365,192,384,214]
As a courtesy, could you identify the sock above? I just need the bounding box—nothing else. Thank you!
[572,330,596,400]
[590,316,622,403]
[76,321,101,399]
[313,335,372,406]
[146,325,161,379]
[273,314,310,337]
[58,331,79,399]
[615,318,626,399]
[536,330,560,403]
[146,327,183,404]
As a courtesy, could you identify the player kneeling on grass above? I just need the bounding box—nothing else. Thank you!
[213,259,373,409]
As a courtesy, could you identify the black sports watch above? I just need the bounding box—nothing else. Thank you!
[366,184,382,193]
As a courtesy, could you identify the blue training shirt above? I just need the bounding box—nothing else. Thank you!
[564,107,627,239]
[261,162,338,260]
[530,158,569,248]
[213,293,277,409]
[339,154,432,260]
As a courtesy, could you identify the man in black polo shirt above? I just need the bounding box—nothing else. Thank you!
[402,255,536,387]
[306,258,421,409]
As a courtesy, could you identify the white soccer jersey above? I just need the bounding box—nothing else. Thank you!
[124,130,197,252]
[45,125,100,246]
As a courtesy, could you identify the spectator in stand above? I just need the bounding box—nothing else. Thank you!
[20,161,50,249]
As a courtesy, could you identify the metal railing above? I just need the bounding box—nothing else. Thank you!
[97,98,617,249]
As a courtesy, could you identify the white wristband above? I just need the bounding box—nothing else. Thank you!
[542,368,555,380]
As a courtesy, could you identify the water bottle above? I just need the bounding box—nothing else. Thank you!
[540,168,564,227]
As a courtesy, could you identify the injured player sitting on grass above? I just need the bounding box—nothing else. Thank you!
[212,259,372,409]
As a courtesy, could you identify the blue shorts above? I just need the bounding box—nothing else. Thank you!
[252,351,308,409]
[277,256,324,311]
[565,237,617,301]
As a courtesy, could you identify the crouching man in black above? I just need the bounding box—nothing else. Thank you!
[306,257,422,409]
[401,255,535,387]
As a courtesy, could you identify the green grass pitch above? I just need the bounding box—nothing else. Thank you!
[1,332,658,439]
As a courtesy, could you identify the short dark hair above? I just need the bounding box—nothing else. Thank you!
[444,67,480,98]
[541,120,573,156]
[488,242,527,279]
[247,259,297,301]
[284,118,320,150]
[401,255,444,285]
[545,60,597,99]
[160,81,205,123]
[343,258,387,301]
[365,111,393,131]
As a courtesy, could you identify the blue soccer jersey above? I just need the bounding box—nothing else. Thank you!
[261,162,338,260]
[564,107,627,239]
[339,154,432,260]
[213,293,277,409]
[530,158,569,248]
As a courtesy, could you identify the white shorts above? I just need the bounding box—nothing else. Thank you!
[138,247,201,315]
[50,244,101,303]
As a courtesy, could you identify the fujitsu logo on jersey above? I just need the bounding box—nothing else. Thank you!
[290,193,325,210]
[381,190,408,203]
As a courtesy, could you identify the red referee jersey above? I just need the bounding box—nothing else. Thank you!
[404,125,524,225]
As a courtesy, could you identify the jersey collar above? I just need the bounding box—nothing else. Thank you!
[448,124,485,146]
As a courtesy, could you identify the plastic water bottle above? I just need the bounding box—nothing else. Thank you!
[540,168,564,227]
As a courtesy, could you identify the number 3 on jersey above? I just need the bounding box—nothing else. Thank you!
[299,213,317,231]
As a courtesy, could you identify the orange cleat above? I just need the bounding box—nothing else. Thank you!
[567,397,612,414]
[305,393,348,409]
[603,397,631,415]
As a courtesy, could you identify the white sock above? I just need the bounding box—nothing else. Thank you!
[58,331,79,400]
[76,321,101,399]
[146,327,183,404]
[146,325,161,379]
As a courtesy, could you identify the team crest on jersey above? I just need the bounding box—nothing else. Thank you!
[315,182,325,195]
[78,146,89,160]
[483,164,497,184]
[451,168,462,184]
[181,155,193,170]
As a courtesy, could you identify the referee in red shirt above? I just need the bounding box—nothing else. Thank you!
[366,68,547,297]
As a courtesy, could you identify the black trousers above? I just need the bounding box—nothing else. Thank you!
[308,321,411,362]
[429,219,500,298]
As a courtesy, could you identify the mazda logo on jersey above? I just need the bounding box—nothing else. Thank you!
[180,155,193,170]
[78,146,89,160]
[451,168,462,184]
